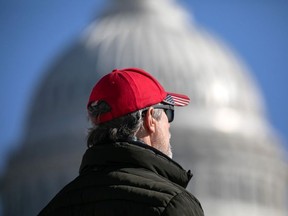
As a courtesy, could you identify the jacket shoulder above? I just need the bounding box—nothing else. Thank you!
[162,191,204,216]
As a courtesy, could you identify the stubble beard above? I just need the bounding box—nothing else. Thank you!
[154,132,173,159]
[166,134,173,159]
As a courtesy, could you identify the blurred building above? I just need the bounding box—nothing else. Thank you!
[1,0,287,215]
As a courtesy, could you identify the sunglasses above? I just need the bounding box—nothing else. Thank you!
[143,104,174,123]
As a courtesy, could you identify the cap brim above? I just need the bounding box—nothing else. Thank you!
[164,92,190,106]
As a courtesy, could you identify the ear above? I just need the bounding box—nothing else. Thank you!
[143,107,157,134]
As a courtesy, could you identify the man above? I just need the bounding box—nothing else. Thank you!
[38,67,204,216]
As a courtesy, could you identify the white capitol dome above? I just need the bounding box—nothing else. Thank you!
[2,0,287,215]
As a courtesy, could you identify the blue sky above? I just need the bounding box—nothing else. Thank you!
[0,0,287,172]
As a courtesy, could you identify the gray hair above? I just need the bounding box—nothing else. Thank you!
[87,101,162,147]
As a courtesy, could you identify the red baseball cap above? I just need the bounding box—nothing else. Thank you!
[87,68,190,124]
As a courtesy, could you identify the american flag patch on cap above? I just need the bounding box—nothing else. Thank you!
[163,92,190,106]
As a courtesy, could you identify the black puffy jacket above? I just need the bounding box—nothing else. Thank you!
[38,141,204,216]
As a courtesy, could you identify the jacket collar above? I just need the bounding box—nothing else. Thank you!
[80,140,193,188]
